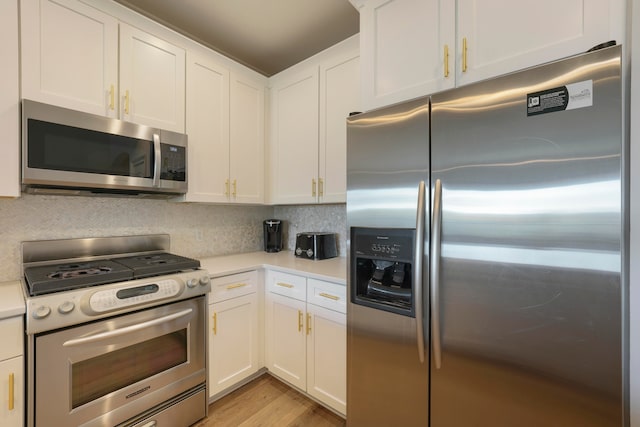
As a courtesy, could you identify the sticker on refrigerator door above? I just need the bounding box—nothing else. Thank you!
[527,80,593,116]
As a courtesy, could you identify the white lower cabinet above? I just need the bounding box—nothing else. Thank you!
[0,317,24,427]
[208,271,261,398]
[265,270,346,415]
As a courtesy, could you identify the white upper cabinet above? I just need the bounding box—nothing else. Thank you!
[21,0,119,117]
[0,0,20,198]
[184,50,265,204]
[268,35,360,205]
[456,0,618,86]
[229,72,265,204]
[353,0,623,110]
[269,67,320,205]
[21,0,186,132]
[358,0,454,110]
[119,23,185,132]
[319,50,360,203]
[184,52,230,203]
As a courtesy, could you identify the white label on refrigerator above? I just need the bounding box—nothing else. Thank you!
[527,80,593,116]
[565,80,593,110]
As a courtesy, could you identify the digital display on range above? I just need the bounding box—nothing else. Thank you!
[116,284,159,299]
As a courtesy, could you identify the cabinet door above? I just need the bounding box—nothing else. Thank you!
[209,293,260,397]
[265,293,307,390]
[0,357,24,427]
[119,23,186,132]
[306,304,346,415]
[359,0,455,110]
[184,52,230,203]
[21,0,118,117]
[269,67,319,204]
[318,50,360,204]
[230,72,265,204]
[457,0,616,86]
[0,0,19,197]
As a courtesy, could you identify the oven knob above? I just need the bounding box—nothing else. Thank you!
[295,247,302,256]
[187,278,198,288]
[200,276,210,286]
[58,301,75,314]
[306,249,314,258]
[33,305,51,319]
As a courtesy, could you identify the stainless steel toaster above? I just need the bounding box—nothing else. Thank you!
[294,232,338,260]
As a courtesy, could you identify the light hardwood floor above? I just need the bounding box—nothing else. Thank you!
[192,374,346,427]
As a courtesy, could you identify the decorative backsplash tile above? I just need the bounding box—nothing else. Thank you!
[273,204,347,255]
[0,195,347,282]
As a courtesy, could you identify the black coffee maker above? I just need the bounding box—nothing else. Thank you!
[263,219,284,252]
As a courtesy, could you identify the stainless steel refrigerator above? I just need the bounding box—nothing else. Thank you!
[346,45,625,426]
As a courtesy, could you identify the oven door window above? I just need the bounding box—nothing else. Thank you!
[72,329,187,408]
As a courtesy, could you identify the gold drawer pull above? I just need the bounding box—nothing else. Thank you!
[319,292,339,301]
[306,313,312,335]
[8,373,14,411]
[212,313,217,335]
[276,282,294,289]
[226,283,248,290]
[298,310,303,332]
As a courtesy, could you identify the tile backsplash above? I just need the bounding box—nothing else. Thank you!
[0,195,346,282]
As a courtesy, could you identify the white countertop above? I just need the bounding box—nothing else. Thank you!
[0,280,25,319]
[199,251,347,285]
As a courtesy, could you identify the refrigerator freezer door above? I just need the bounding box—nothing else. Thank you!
[430,46,623,426]
[346,97,430,426]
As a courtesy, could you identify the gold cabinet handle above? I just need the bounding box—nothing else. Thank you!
[8,373,14,411]
[226,282,248,290]
[298,310,303,332]
[224,179,230,197]
[232,179,237,198]
[312,179,317,197]
[212,313,217,335]
[318,178,324,197]
[306,313,312,335]
[319,292,340,301]
[124,89,130,114]
[444,45,450,78]
[462,37,468,73]
[276,282,294,289]
[109,85,115,110]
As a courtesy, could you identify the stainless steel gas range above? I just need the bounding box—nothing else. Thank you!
[21,234,211,427]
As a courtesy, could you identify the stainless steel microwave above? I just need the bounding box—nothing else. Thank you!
[21,99,188,197]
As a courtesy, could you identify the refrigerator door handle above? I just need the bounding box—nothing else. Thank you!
[414,180,426,363]
[431,179,443,369]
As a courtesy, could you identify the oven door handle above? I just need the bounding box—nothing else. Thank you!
[62,308,193,347]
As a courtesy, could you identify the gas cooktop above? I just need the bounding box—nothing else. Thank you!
[23,237,201,297]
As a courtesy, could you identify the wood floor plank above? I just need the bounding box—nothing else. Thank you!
[192,374,346,427]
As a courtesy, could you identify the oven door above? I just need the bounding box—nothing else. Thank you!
[34,297,206,427]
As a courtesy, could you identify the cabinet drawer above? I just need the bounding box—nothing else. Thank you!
[209,271,258,303]
[0,316,23,361]
[267,270,306,301]
[307,279,346,314]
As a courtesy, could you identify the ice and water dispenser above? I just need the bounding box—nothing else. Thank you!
[350,227,415,316]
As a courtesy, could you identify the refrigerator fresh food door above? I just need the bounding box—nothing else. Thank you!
[430,45,624,426]
[346,97,430,426]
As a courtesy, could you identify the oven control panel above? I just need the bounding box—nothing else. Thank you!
[25,270,211,334]
[89,279,181,313]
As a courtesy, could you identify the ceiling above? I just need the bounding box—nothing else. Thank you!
[114,0,360,77]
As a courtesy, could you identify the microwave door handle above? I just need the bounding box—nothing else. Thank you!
[62,308,193,347]
[152,133,161,188]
